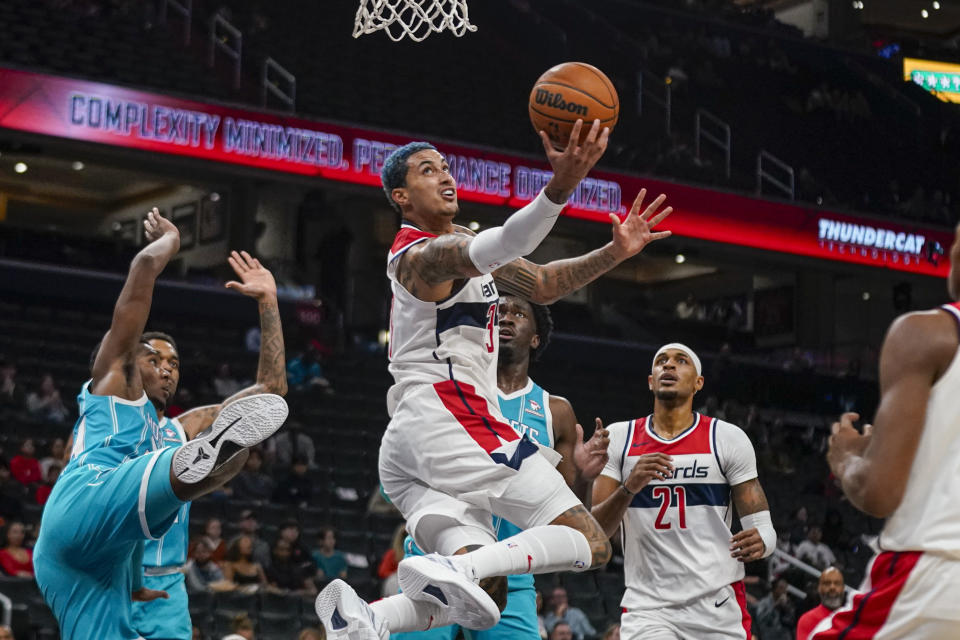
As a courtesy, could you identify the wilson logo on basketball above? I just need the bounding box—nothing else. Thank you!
[534,89,589,116]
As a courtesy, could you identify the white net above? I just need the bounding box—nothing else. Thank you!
[353,0,477,42]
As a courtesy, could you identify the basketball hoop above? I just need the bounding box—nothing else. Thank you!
[353,0,477,42]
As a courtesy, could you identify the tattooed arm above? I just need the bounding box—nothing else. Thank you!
[178,251,287,440]
[493,189,673,304]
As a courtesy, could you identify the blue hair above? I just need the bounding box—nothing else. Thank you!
[381,141,437,214]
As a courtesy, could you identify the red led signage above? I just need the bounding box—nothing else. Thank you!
[0,67,950,277]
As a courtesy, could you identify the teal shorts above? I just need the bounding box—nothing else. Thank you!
[34,448,184,640]
[132,572,192,640]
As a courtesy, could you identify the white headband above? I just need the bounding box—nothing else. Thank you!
[652,343,702,376]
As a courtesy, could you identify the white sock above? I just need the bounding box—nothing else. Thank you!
[455,525,593,580]
[370,593,439,633]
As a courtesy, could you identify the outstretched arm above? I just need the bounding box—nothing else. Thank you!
[828,310,953,517]
[178,251,287,439]
[494,189,672,304]
[395,120,610,303]
[91,208,180,399]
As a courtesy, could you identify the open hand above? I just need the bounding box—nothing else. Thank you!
[827,412,872,477]
[225,250,278,302]
[143,207,179,244]
[609,189,673,260]
[541,118,611,203]
[573,418,610,482]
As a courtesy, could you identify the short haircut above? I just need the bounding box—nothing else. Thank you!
[381,141,437,214]
[142,331,179,355]
[504,295,554,361]
[88,331,179,373]
[528,301,554,361]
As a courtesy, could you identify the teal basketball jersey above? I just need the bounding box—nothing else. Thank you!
[496,378,553,591]
[143,417,190,568]
[68,380,163,473]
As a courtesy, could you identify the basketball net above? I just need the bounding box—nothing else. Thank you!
[353,0,477,42]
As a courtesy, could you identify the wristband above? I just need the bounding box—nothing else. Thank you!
[620,483,636,497]
[739,510,776,559]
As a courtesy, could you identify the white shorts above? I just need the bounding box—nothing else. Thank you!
[621,582,751,640]
[379,380,581,554]
[808,551,960,640]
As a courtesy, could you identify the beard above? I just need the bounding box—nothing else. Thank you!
[653,388,681,402]
[822,594,845,610]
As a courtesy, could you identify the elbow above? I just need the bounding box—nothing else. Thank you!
[852,481,904,519]
[130,252,160,277]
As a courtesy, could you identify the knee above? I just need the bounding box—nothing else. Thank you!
[479,575,508,612]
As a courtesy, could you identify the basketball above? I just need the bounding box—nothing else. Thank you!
[528,62,619,149]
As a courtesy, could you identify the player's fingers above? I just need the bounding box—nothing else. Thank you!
[575,423,585,444]
[566,119,584,152]
[583,118,601,146]
[598,126,611,148]
[225,281,242,290]
[863,423,874,437]
[595,417,605,431]
[240,250,256,267]
[641,194,668,221]
[831,421,841,435]
[538,130,557,156]
[609,213,622,229]
[648,230,673,242]
[647,207,674,228]
[629,189,647,217]
[840,411,860,426]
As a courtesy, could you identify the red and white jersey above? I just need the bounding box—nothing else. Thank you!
[878,303,960,560]
[602,413,759,610]
[386,224,500,415]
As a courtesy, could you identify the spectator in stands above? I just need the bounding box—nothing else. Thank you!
[601,624,620,640]
[184,539,229,592]
[39,438,65,478]
[788,506,809,545]
[0,625,13,640]
[266,422,316,469]
[222,535,267,592]
[537,590,548,639]
[272,455,313,506]
[674,294,697,320]
[0,522,33,577]
[795,526,836,570]
[230,448,274,502]
[225,612,255,640]
[212,363,243,398]
[376,523,405,597]
[312,525,348,584]
[0,360,24,411]
[266,538,317,596]
[25,374,69,423]
[10,439,42,486]
[285,345,330,391]
[277,520,313,568]
[297,629,324,640]
[194,517,227,563]
[754,578,796,640]
[229,510,271,568]
[544,587,596,640]
[548,621,574,640]
[35,464,60,505]
[796,567,845,639]
[0,460,24,523]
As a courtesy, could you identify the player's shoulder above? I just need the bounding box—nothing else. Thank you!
[710,417,754,447]
[604,419,636,437]
[389,225,437,259]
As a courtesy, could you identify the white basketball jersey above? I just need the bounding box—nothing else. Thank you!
[879,303,960,560]
[602,413,759,610]
[386,224,500,415]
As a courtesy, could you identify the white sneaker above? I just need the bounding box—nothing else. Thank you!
[171,394,288,484]
[397,553,501,630]
[315,579,388,640]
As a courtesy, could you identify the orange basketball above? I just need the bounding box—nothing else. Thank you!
[528,62,619,149]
